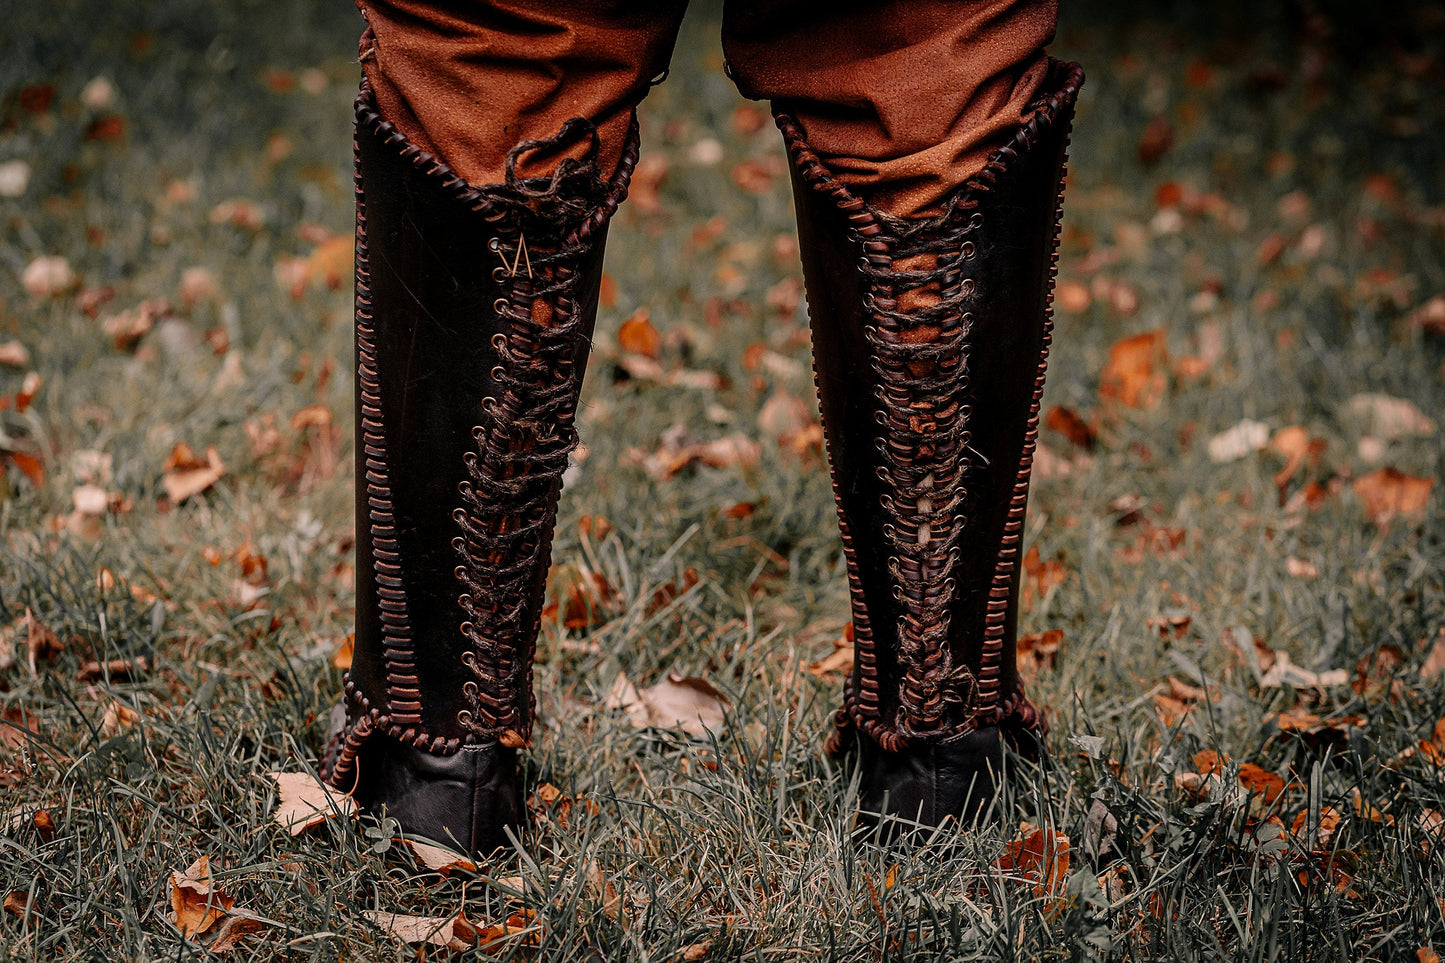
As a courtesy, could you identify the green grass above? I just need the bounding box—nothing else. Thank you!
[2,1,1443,960]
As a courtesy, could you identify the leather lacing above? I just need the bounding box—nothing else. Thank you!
[781,58,1083,754]
[322,82,637,784]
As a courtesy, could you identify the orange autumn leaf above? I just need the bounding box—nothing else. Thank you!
[170,856,234,939]
[1045,405,1096,449]
[618,310,662,359]
[1237,763,1285,804]
[1353,468,1432,525]
[162,442,225,503]
[995,828,1071,898]
[1099,329,1168,409]
[1022,546,1068,608]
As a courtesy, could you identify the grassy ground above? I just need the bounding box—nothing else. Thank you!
[2,1,1443,960]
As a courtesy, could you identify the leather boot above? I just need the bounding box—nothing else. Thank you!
[319,79,637,857]
[779,59,1084,835]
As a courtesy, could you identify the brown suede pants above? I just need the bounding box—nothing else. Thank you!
[357,0,1057,217]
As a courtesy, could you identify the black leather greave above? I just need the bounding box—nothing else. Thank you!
[320,82,636,857]
[780,60,1083,834]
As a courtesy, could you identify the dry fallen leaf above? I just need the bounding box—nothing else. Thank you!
[4,891,36,919]
[171,856,234,939]
[1259,651,1347,689]
[1347,393,1436,440]
[1289,806,1342,851]
[1237,763,1285,804]
[330,635,354,670]
[995,828,1071,898]
[1099,329,1167,409]
[206,913,268,954]
[807,625,854,678]
[365,911,457,948]
[76,656,147,683]
[1421,635,1445,682]
[24,608,62,673]
[602,671,729,737]
[406,839,477,873]
[1286,556,1318,579]
[0,342,30,368]
[1353,468,1432,525]
[162,442,226,503]
[1207,419,1270,463]
[271,770,358,835]
[100,701,139,737]
[22,256,76,298]
[618,309,661,359]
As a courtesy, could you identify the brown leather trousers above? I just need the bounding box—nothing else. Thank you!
[356,0,1057,217]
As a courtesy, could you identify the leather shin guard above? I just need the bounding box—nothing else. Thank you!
[320,81,636,857]
[780,59,1083,834]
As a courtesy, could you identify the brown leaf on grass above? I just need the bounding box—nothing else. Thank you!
[365,911,458,948]
[1055,280,1090,313]
[1418,948,1440,963]
[1237,764,1285,804]
[807,625,854,678]
[23,608,62,673]
[683,942,711,961]
[1347,393,1436,440]
[162,442,225,503]
[731,159,775,194]
[637,673,729,737]
[1044,406,1095,449]
[1289,806,1342,851]
[1408,296,1445,335]
[602,670,729,737]
[1192,750,1227,776]
[1350,787,1394,825]
[406,839,477,874]
[330,635,354,670]
[1099,330,1167,409]
[171,856,234,939]
[1259,651,1347,689]
[100,299,170,351]
[731,104,766,135]
[1286,556,1318,579]
[100,701,138,737]
[1154,693,1192,727]
[586,861,624,920]
[21,256,76,298]
[1354,468,1432,525]
[76,656,147,683]
[1353,644,1405,697]
[15,371,41,412]
[1207,419,1269,463]
[1016,629,1062,684]
[271,771,357,835]
[1137,117,1174,164]
[0,707,40,753]
[545,565,619,630]
[757,391,812,439]
[1021,546,1068,608]
[206,913,268,954]
[1,446,45,487]
[0,342,30,367]
[4,891,38,919]
[618,309,661,359]
[995,828,1071,898]
[630,154,668,214]
[1421,635,1445,682]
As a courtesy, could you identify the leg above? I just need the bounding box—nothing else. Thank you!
[321,1,686,858]
[725,1,1080,833]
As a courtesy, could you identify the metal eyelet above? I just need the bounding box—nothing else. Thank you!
[454,565,468,580]
[462,681,479,698]
[488,237,502,252]
[492,265,508,282]
[969,213,983,230]
[961,279,975,297]
[460,648,476,664]
[493,298,510,314]
[491,333,508,351]
[961,241,975,259]
[490,366,506,381]
[458,481,473,495]
[451,536,465,552]
[481,396,497,413]
[453,508,467,523]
